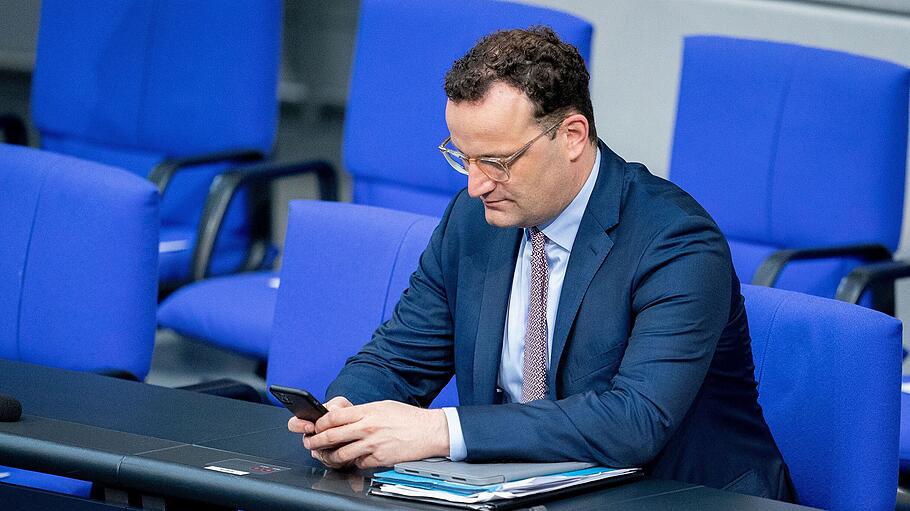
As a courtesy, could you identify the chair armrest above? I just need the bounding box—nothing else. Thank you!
[0,114,28,146]
[177,378,263,403]
[147,148,266,195]
[751,244,892,287]
[190,159,337,280]
[835,259,910,315]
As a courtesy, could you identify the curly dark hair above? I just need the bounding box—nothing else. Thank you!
[444,26,596,142]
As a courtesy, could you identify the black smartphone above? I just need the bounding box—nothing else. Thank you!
[269,385,329,422]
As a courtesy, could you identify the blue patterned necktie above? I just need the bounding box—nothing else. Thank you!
[521,227,549,402]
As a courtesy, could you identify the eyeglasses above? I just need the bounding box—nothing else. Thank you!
[438,117,564,183]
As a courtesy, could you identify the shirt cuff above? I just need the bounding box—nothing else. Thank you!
[442,407,467,461]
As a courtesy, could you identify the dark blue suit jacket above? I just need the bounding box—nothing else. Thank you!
[327,142,794,501]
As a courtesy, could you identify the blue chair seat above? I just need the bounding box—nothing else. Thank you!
[158,224,249,284]
[900,376,910,473]
[743,284,901,510]
[158,272,278,359]
[0,468,91,497]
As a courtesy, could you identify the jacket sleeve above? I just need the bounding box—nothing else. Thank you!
[324,193,462,407]
[457,214,733,467]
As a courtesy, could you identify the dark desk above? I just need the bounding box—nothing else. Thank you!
[0,359,816,510]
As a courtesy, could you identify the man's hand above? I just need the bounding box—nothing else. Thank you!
[288,395,353,436]
[297,399,450,469]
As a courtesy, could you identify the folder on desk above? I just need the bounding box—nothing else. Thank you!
[369,461,643,510]
[395,459,596,485]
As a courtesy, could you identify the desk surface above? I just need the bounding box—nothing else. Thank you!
[0,359,817,510]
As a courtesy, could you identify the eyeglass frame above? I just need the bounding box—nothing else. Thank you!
[438,116,566,183]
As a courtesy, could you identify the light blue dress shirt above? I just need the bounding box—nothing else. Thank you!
[443,149,601,460]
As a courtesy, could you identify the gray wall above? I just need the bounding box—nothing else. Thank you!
[0,0,39,71]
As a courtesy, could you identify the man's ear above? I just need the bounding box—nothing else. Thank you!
[562,113,590,161]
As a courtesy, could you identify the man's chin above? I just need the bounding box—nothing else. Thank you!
[483,208,521,228]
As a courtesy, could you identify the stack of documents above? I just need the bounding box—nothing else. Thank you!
[370,465,642,509]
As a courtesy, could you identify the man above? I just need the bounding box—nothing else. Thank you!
[289,27,795,501]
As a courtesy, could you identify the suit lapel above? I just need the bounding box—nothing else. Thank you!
[548,142,626,396]
[472,227,521,404]
[548,216,613,395]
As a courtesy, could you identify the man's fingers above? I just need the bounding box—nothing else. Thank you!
[320,440,373,467]
[315,404,363,433]
[309,448,329,467]
[354,454,382,469]
[288,416,315,434]
[311,447,352,470]
[324,396,353,411]
[304,422,365,450]
[313,396,357,432]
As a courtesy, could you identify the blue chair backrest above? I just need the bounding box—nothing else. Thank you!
[344,0,593,217]
[671,36,910,298]
[0,144,159,380]
[267,201,456,407]
[30,0,281,264]
[742,284,901,510]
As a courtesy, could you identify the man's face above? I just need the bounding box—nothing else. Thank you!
[445,82,576,228]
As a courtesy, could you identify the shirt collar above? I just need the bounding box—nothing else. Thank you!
[528,148,601,253]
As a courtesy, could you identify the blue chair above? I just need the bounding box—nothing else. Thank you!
[902,391,910,473]
[742,284,901,511]
[157,0,593,363]
[265,200,456,407]
[897,379,910,490]
[0,144,159,496]
[670,36,909,312]
[27,0,289,288]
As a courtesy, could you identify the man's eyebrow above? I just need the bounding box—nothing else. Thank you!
[481,150,513,158]
[449,140,513,159]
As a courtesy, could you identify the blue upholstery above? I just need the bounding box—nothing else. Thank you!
[901,378,910,473]
[266,201,456,407]
[157,272,278,359]
[0,470,94,498]
[157,0,593,361]
[0,144,159,377]
[31,0,282,283]
[742,284,901,511]
[670,36,909,299]
[0,143,159,496]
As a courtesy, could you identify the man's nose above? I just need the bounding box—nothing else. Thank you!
[466,163,495,198]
